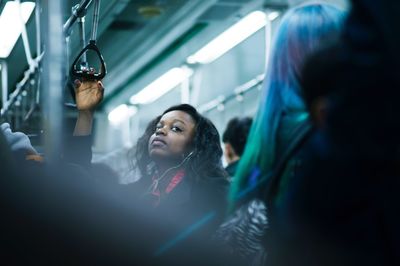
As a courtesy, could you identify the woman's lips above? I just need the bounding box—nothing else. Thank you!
[151,137,167,147]
[152,140,166,146]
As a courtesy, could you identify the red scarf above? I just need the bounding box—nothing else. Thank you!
[151,170,185,207]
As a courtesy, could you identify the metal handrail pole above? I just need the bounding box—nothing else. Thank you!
[63,0,92,37]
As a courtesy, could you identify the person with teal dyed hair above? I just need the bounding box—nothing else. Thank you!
[229,2,345,209]
[215,3,345,265]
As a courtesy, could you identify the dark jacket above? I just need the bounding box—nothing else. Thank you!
[269,111,310,208]
[225,160,239,180]
[266,7,400,263]
[0,129,231,265]
[65,135,229,238]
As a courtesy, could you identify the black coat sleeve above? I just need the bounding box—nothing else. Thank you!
[63,135,93,169]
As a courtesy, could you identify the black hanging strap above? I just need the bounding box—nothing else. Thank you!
[70,0,106,80]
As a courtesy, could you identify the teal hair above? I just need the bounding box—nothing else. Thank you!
[229,3,345,208]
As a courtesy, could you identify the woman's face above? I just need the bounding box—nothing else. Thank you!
[148,110,196,162]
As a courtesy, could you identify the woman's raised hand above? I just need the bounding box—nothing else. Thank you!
[74,79,104,112]
[73,75,104,136]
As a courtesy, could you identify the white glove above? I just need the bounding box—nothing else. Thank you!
[1,123,38,156]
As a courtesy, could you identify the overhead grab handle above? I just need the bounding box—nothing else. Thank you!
[70,40,106,80]
[70,0,106,80]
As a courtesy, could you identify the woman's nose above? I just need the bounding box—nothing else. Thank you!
[155,127,166,136]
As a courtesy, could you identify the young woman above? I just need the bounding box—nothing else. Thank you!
[128,104,228,216]
[72,81,228,232]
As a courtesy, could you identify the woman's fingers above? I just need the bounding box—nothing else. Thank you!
[80,68,96,83]
[74,79,82,89]
[75,80,101,93]
[97,81,105,99]
[97,81,104,92]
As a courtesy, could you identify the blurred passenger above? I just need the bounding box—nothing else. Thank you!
[0,84,231,265]
[230,2,344,208]
[222,117,252,180]
[216,3,345,265]
[0,116,231,266]
[72,81,228,236]
[271,0,400,265]
[0,66,230,266]
[1,122,43,162]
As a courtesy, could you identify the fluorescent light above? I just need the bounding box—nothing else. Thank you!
[108,104,138,126]
[187,10,267,64]
[0,1,35,58]
[268,11,280,21]
[130,67,193,105]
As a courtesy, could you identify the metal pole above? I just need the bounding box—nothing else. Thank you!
[78,16,88,65]
[91,0,100,41]
[1,61,8,114]
[264,10,272,73]
[35,0,42,57]
[16,0,34,69]
[35,0,42,106]
[181,66,191,104]
[63,0,92,37]
[42,0,65,163]
[65,36,71,77]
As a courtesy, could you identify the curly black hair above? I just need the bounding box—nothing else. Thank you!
[129,104,227,187]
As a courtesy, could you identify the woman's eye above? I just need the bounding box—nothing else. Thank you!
[171,126,182,132]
